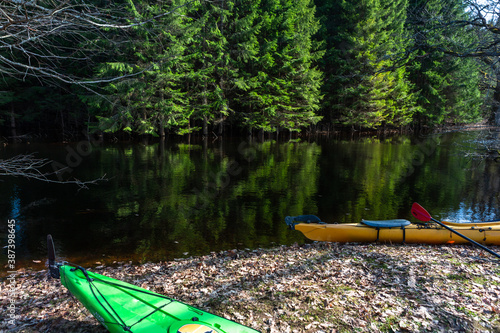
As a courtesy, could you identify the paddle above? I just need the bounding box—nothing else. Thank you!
[47,235,60,279]
[411,202,500,259]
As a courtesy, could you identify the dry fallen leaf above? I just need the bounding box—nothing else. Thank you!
[1,243,499,332]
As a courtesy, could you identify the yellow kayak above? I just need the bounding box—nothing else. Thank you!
[285,215,500,245]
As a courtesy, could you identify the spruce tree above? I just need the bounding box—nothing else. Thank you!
[236,0,323,133]
[407,0,484,125]
[185,0,232,136]
[226,0,262,131]
[140,0,197,136]
[84,0,196,136]
[317,0,417,129]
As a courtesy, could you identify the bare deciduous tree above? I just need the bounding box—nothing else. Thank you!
[400,0,500,124]
[0,0,191,85]
[0,1,133,186]
[1,0,132,84]
[405,0,500,58]
[0,0,194,186]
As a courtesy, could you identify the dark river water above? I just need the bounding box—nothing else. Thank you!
[1,130,499,270]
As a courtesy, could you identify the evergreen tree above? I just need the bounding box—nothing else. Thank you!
[139,0,197,136]
[185,0,232,136]
[236,0,323,133]
[224,0,262,132]
[84,0,196,136]
[0,77,84,140]
[407,0,484,125]
[317,0,417,129]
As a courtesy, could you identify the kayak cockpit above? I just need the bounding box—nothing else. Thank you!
[286,215,411,230]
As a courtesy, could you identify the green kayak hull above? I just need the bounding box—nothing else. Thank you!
[59,265,260,333]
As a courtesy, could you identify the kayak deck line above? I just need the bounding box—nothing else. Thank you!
[62,265,174,332]
[59,263,260,332]
[89,277,178,330]
[80,271,182,320]
[48,235,260,333]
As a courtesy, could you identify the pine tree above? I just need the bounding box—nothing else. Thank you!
[225,0,262,132]
[236,0,323,133]
[317,0,417,129]
[84,0,196,136]
[407,0,484,125]
[184,0,232,136]
[138,0,197,136]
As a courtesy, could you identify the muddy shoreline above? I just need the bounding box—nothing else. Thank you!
[1,242,500,332]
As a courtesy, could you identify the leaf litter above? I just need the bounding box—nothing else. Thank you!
[1,242,500,332]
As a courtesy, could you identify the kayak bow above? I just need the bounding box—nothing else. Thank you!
[47,235,260,333]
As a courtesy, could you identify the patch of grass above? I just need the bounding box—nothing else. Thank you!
[323,283,353,294]
[377,316,400,332]
[473,275,500,286]
[446,273,468,281]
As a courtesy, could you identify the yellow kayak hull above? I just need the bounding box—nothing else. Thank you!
[294,223,500,245]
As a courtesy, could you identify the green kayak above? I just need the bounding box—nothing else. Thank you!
[48,236,260,333]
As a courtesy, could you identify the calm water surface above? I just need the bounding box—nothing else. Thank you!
[1,130,499,269]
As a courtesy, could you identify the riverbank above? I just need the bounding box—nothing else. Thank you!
[1,242,500,332]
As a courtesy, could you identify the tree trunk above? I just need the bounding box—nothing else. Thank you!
[159,120,165,140]
[60,109,65,141]
[203,79,208,136]
[218,120,223,136]
[10,104,17,141]
[159,126,165,140]
[494,71,500,126]
[203,115,208,137]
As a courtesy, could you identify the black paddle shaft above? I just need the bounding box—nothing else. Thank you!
[430,217,500,259]
[47,235,60,279]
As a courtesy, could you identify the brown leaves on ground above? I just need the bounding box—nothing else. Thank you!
[1,242,500,332]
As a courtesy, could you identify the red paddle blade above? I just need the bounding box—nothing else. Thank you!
[411,202,432,222]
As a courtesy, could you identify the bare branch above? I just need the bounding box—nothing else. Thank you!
[459,130,500,159]
[404,0,500,58]
[0,153,107,189]
[0,0,197,86]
